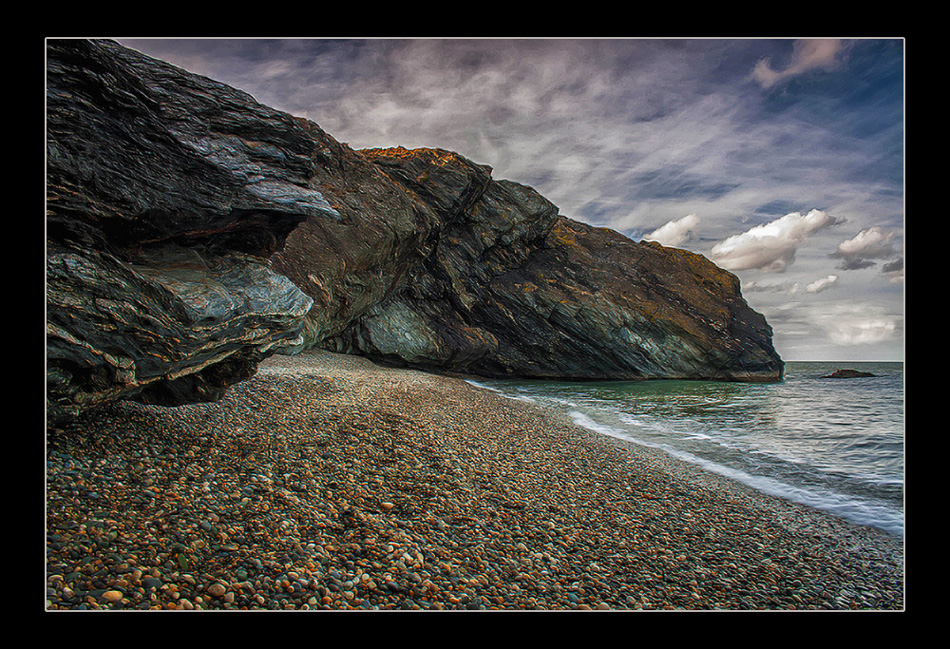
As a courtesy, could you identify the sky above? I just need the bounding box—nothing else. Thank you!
[115,38,905,362]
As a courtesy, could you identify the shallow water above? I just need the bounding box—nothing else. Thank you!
[468,361,904,537]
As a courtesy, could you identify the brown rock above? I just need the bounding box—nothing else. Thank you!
[102,590,124,602]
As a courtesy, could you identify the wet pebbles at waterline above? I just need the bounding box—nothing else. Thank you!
[45,351,904,610]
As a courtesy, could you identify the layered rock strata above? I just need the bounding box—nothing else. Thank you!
[46,39,338,423]
[309,148,783,381]
[47,39,783,423]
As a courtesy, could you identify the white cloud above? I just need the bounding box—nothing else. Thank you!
[805,274,838,294]
[802,302,903,347]
[710,209,839,272]
[832,226,896,259]
[828,319,899,346]
[743,274,837,296]
[642,213,700,247]
[751,39,844,89]
[743,279,800,295]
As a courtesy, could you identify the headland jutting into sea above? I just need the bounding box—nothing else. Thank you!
[46,40,902,611]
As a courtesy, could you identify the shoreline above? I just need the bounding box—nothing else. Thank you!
[45,350,904,610]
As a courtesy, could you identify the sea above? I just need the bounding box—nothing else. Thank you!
[466,361,904,538]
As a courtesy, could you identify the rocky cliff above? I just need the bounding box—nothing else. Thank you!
[310,147,783,382]
[46,39,783,423]
[46,39,337,424]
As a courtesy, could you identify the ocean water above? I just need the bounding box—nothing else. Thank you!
[467,361,904,537]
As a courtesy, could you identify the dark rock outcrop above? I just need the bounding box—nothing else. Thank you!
[307,147,783,381]
[268,147,487,346]
[821,369,876,379]
[46,39,339,424]
[47,39,784,423]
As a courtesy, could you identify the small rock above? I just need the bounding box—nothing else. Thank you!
[102,590,123,602]
[207,583,227,598]
[143,577,162,590]
[821,369,875,379]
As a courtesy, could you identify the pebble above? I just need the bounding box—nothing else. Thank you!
[45,350,905,611]
[102,590,123,603]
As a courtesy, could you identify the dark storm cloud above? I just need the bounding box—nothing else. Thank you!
[882,258,903,273]
[837,258,879,271]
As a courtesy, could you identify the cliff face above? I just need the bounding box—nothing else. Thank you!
[46,39,336,423]
[310,148,783,381]
[46,39,783,423]
[268,146,490,347]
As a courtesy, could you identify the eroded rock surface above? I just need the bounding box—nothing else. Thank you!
[317,148,783,381]
[46,39,338,423]
[47,39,784,424]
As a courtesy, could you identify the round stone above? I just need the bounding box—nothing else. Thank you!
[103,590,123,602]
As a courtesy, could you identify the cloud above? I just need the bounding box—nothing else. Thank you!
[827,319,900,346]
[833,226,896,257]
[710,209,839,272]
[112,38,904,361]
[805,274,838,294]
[642,213,700,247]
[831,226,897,270]
[743,274,837,296]
[881,258,903,272]
[751,39,844,89]
[743,280,801,295]
[882,257,904,283]
[836,258,878,271]
[800,302,903,347]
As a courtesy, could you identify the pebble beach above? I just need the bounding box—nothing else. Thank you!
[45,350,904,611]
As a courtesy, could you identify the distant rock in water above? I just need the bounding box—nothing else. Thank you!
[821,369,876,379]
[46,39,784,423]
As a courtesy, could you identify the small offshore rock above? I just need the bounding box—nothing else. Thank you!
[821,369,876,379]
